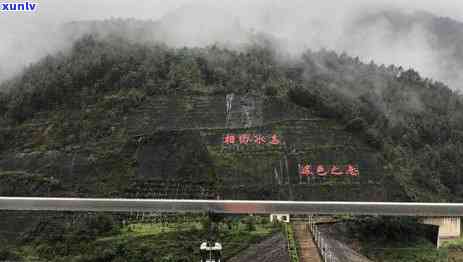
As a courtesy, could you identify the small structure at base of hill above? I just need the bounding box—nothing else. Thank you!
[200,241,222,262]
[270,214,290,223]
[420,217,461,248]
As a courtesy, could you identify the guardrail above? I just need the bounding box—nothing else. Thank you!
[308,216,340,262]
[1,198,463,216]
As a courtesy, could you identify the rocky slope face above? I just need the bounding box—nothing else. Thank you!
[0,92,390,201]
[2,34,462,203]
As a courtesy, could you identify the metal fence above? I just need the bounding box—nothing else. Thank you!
[308,216,340,262]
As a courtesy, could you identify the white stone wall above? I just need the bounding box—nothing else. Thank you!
[421,217,460,238]
[420,217,461,247]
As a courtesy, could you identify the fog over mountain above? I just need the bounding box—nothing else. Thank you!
[1,0,463,90]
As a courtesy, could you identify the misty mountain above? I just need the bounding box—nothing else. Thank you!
[40,8,460,93]
[2,4,463,261]
[3,5,463,88]
[60,4,252,48]
[1,33,463,202]
[1,25,463,260]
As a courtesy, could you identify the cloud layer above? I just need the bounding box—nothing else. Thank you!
[1,0,463,89]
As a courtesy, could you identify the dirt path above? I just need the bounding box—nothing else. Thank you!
[293,222,322,262]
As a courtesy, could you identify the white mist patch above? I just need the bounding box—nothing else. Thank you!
[1,0,463,91]
[344,17,437,76]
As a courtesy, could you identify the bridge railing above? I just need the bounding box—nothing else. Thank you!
[308,216,341,262]
[1,198,463,217]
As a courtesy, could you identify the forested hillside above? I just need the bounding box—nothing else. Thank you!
[1,13,463,260]
[1,34,463,202]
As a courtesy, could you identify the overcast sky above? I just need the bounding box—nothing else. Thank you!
[1,0,463,88]
[0,0,460,22]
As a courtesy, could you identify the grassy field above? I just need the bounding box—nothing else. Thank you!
[329,217,451,262]
[1,215,280,262]
[441,237,463,262]
[361,240,448,262]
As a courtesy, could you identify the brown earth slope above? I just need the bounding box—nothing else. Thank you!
[228,233,290,262]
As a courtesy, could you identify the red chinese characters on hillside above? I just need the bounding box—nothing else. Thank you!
[298,164,359,177]
[223,134,281,145]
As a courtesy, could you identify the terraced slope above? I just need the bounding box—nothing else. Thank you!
[0,94,394,202]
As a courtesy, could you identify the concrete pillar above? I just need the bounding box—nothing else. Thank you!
[420,217,461,248]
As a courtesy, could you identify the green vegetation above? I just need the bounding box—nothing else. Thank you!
[1,34,462,201]
[364,246,448,262]
[441,237,463,262]
[1,24,463,259]
[443,237,463,248]
[337,216,449,262]
[285,224,299,262]
[0,171,62,196]
[0,214,278,262]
